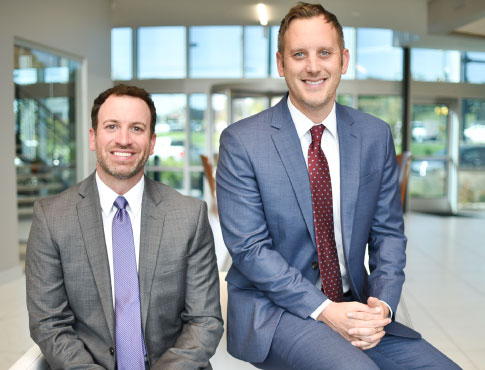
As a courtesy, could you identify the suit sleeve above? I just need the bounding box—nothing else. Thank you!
[152,201,223,370]
[216,128,325,319]
[367,124,407,316]
[26,201,103,369]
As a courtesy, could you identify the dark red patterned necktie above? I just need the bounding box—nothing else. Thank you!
[308,124,344,302]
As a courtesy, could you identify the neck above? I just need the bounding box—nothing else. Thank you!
[96,166,143,195]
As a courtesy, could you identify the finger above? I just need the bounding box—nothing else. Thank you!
[348,311,391,322]
[348,326,384,337]
[351,340,374,350]
[354,330,386,344]
[348,317,391,328]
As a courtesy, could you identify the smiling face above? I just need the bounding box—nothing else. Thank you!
[89,95,155,192]
[277,15,349,123]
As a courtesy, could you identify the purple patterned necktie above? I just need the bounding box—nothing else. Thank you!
[112,196,146,370]
[308,125,344,302]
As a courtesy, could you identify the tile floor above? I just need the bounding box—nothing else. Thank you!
[1,212,484,369]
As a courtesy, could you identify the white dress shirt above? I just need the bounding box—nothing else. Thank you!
[287,98,349,319]
[95,172,144,305]
[287,97,392,319]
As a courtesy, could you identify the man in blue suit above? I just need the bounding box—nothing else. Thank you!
[216,2,460,369]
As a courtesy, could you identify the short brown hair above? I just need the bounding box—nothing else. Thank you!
[91,84,157,135]
[278,2,345,56]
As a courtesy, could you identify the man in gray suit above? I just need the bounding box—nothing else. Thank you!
[26,84,223,370]
[216,2,459,369]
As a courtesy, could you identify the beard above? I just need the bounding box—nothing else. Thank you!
[95,145,150,181]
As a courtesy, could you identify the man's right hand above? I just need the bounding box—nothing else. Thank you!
[317,301,391,349]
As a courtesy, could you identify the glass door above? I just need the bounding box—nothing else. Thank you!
[408,101,456,213]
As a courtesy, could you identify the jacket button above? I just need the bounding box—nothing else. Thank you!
[109,347,115,356]
[311,261,318,270]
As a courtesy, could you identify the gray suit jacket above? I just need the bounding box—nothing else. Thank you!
[216,96,419,363]
[26,173,223,370]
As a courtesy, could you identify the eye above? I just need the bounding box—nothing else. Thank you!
[106,124,116,130]
[132,125,144,132]
[320,50,329,56]
[294,51,305,58]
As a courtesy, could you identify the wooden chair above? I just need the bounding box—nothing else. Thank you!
[200,154,218,216]
[397,151,412,206]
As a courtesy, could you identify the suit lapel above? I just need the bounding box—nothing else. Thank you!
[138,177,165,331]
[77,174,115,342]
[336,103,361,259]
[271,97,316,246]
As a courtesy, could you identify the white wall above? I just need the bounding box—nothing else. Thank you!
[0,0,112,278]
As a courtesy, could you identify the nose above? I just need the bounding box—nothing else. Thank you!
[115,127,132,146]
[305,54,320,74]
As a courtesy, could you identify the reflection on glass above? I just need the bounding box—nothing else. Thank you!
[411,104,448,156]
[189,26,242,78]
[189,94,206,166]
[190,172,204,199]
[138,26,186,79]
[111,27,132,80]
[342,27,355,80]
[232,96,268,123]
[464,52,485,84]
[150,94,186,168]
[459,171,485,209]
[357,96,402,154]
[411,49,460,82]
[212,94,228,155]
[14,44,81,219]
[409,159,446,198]
[356,28,402,80]
[245,26,269,78]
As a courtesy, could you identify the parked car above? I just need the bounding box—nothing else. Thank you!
[460,145,485,168]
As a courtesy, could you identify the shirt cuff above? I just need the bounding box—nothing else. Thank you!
[310,299,332,320]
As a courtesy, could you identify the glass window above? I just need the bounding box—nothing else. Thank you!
[147,170,184,193]
[464,52,485,84]
[189,94,207,166]
[138,26,186,79]
[245,26,269,78]
[411,104,448,156]
[342,27,356,80]
[14,44,81,221]
[459,99,485,209]
[190,172,204,199]
[189,26,242,78]
[411,49,460,82]
[337,94,353,108]
[150,94,186,168]
[270,25,280,78]
[357,96,403,154]
[212,94,228,155]
[232,96,269,123]
[111,28,132,80]
[409,159,447,198]
[356,28,403,81]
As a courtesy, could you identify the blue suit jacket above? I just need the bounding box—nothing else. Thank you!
[216,96,419,363]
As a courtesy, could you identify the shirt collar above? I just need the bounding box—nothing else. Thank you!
[287,96,337,140]
[95,172,145,216]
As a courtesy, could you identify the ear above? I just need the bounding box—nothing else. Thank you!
[276,51,285,77]
[89,128,96,152]
[341,48,350,75]
[149,133,156,156]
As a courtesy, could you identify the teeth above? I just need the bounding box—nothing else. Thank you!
[113,152,132,157]
[305,80,324,85]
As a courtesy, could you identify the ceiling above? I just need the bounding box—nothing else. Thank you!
[110,0,485,50]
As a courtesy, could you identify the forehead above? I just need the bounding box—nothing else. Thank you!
[284,15,339,50]
[98,95,151,121]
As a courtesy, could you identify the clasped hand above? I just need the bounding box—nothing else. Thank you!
[317,297,391,350]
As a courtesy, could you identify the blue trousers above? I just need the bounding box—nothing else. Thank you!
[252,312,461,370]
